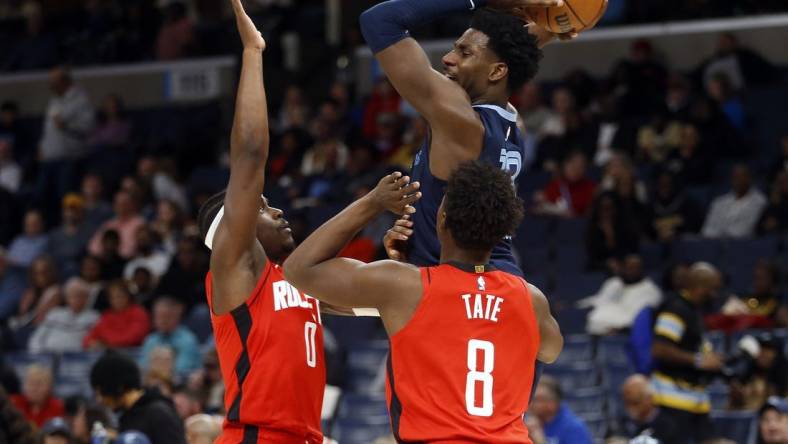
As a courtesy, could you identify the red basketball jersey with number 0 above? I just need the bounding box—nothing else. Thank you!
[206,261,325,444]
[386,263,540,443]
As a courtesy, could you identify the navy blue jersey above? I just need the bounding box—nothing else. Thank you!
[408,104,525,276]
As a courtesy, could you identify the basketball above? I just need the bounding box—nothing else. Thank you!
[524,0,609,34]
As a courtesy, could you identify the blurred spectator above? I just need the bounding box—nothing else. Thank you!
[36,66,95,220]
[268,128,309,179]
[28,277,99,353]
[648,171,704,242]
[277,85,310,131]
[79,173,113,232]
[140,297,200,374]
[535,151,597,217]
[0,188,21,247]
[707,73,746,132]
[531,375,593,444]
[90,352,186,444]
[301,119,348,177]
[728,334,788,411]
[516,82,551,137]
[151,199,185,255]
[0,101,33,166]
[88,94,132,149]
[47,193,92,276]
[1,1,57,71]
[96,229,127,280]
[12,256,61,329]
[186,347,224,414]
[88,190,146,259]
[143,345,176,397]
[131,267,157,307]
[612,374,680,444]
[698,33,778,91]
[757,397,788,444]
[759,171,788,235]
[665,75,693,121]
[362,78,400,141]
[586,192,640,273]
[78,255,104,308]
[172,386,202,420]
[637,108,682,164]
[371,112,402,156]
[119,175,154,215]
[541,87,577,139]
[6,209,47,268]
[663,123,713,186]
[536,88,594,170]
[137,157,189,213]
[0,386,37,444]
[590,93,637,167]
[0,354,20,394]
[69,401,113,444]
[651,263,723,443]
[0,248,27,322]
[580,255,662,335]
[614,39,667,114]
[388,116,427,171]
[688,96,743,158]
[41,417,72,444]
[525,414,547,444]
[600,153,648,203]
[155,236,208,311]
[10,364,64,427]
[0,137,21,193]
[184,414,221,444]
[702,164,767,238]
[83,279,150,350]
[123,225,171,282]
[155,2,195,60]
[721,261,784,322]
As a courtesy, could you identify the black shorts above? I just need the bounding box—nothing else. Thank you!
[659,406,715,443]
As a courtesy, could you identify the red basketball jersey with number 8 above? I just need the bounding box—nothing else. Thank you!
[206,262,325,444]
[387,263,539,443]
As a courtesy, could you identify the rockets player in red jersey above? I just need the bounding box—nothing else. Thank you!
[284,161,564,443]
[197,1,326,442]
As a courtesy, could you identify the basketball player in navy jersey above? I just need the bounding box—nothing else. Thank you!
[360,0,571,275]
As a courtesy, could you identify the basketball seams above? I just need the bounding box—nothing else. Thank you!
[562,1,587,29]
[544,6,553,33]
[588,0,609,28]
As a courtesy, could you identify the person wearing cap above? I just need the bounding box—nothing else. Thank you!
[758,397,788,444]
[41,417,72,444]
[47,192,93,276]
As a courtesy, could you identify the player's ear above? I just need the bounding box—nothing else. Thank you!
[489,62,508,84]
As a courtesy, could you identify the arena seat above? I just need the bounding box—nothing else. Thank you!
[544,362,599,391]
[5,351,56,378]
[554,272,606,303]
[185,303,213,343]
[518,246,550,276]
[57,351,103,381]
[672,237,724,266]
[331,417,391,444]
[710,410,757,444]
[554,307,590,335]
[553,334,594,365]
[577,411,607,441]
[602,361,635,394]
[554,217,589,246]
[597,335,631,366]
[337,393,388,419]
[563,386,605,415]
[707,382,730,411]
[514,215,553,249]
[554,245,587,274]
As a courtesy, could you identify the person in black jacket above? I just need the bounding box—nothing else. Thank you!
[90,351,186,444]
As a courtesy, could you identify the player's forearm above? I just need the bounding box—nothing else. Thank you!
[230,49,269,162]
[360,0,487,53]
[288,194,383,270]
[651,340,696,367]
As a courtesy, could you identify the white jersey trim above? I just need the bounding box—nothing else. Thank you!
[473,103,518,123]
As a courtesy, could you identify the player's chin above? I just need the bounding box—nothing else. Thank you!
[282,235,296,253]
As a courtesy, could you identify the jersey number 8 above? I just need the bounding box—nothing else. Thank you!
[465,339,494,417]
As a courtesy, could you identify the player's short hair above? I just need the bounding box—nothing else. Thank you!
[90,351,141,398]
[444,161,524,252]
[471,8,542,92]
[197,190,227,243]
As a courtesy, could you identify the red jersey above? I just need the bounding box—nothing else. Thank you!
[387,263,540,443]
[206,261,325,443]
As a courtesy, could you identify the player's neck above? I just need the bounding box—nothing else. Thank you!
[471,92,508,109]
[440,247,491,267]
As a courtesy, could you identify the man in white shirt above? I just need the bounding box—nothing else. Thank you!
[702,164,767,238]
[123,224,171,282]
[581,255,662,335]
[28,277,99,352]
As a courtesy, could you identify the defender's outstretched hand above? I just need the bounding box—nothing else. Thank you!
[231,0,265,50]
[369,172,421,216]
[384,215,413,262]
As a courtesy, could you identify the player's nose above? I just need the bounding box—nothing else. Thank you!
[442,52,456,68]
[269,206,284,218]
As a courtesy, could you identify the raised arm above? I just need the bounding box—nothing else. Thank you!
[528,283,563,363]
[284,173,422,315]
[209,0,269,314]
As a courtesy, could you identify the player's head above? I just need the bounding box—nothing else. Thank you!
[442,9,541,101]
[437,161,523,256]
[90,351,141,410]
[198,190,295,263]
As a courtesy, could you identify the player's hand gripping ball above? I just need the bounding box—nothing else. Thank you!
[523,0,608,34]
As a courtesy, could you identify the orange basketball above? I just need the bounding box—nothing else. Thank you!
[525,0,608,34]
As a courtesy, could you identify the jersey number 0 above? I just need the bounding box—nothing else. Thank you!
[466,339,494,417]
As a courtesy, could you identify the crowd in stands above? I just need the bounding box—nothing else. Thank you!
[0,0,787,440]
